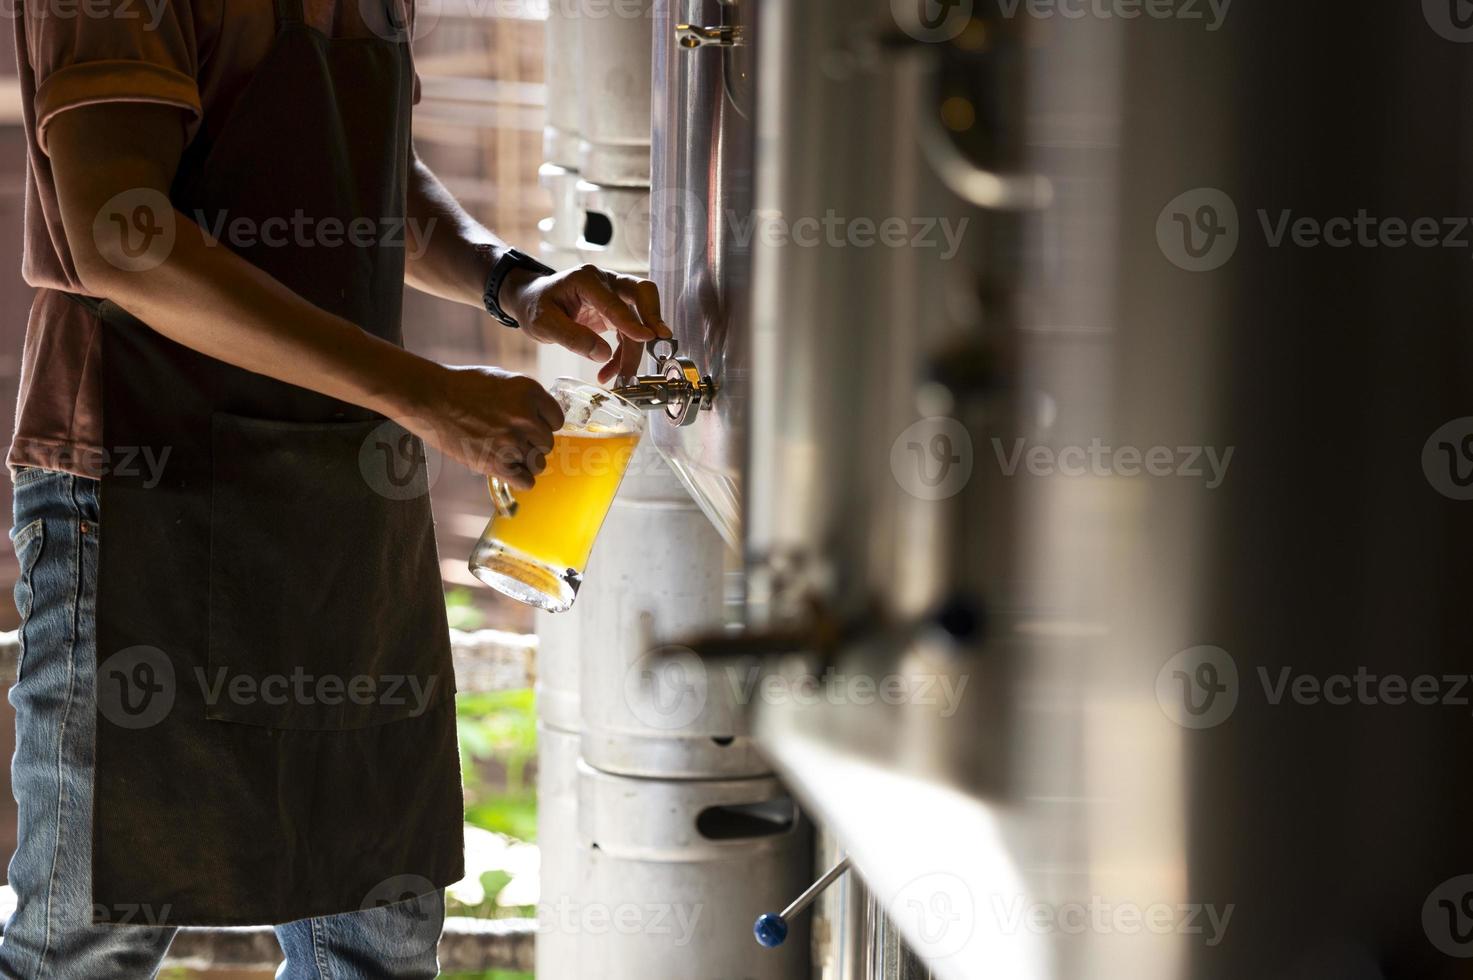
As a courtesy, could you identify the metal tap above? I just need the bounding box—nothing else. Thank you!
[676,23,745,48]
[613,338,717,427]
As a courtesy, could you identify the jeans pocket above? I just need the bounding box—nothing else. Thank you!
[10,518,44,683]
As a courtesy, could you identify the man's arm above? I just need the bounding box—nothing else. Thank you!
[49,102,558,490]
[403,145,670,384]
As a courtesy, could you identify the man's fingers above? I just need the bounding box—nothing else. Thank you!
[516,420,555,454]
[492,446,535,490]
[522,380,566,433]
[603,336,644,384]
[612,274,671,338]
[542,306,613,362]
[572,265,656,342]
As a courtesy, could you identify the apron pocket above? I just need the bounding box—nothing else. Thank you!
[205,413,452,731]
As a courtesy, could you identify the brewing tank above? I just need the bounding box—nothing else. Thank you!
[647,0,754,550]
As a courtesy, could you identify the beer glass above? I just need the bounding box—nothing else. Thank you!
[469,378,645,612]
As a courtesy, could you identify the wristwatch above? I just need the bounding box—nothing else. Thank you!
[481,246,555,328]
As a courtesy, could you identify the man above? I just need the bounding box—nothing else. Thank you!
[1,1,664,977]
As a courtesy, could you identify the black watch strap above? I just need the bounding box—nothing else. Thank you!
[482,246,555,328]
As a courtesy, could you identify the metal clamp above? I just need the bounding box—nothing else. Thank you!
[613,338,717,427]
[676,23,745,48]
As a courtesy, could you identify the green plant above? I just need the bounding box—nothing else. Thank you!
[453,689,540,918]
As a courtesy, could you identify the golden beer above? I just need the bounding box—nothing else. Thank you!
[469,379,645,612]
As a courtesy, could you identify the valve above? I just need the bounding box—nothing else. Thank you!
[612,338,717,427]
[754,855,853,948]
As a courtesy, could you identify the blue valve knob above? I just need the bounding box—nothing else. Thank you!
[753,912,789,948]
[752,855,852,949]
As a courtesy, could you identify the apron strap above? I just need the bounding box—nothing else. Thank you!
[273,0,305,26]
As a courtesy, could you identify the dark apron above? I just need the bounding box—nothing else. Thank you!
[75,0,463,926]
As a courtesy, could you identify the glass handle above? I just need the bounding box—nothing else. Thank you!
[490,478,519,518]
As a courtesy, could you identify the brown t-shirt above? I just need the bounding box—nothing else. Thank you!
[9,0,420,477]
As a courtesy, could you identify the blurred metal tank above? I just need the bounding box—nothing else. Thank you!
[647,0,754,549]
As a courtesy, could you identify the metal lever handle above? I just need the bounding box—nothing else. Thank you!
[753,855,852,948]
[676,24,745,48]
[612,338,717,427]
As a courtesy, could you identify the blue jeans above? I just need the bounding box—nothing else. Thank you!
[0,468,446,979]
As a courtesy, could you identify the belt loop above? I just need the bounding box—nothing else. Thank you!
[273,0,305,26]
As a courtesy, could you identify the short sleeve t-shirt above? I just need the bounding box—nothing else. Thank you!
[9,0,421,477]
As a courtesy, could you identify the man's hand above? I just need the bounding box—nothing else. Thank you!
[501,264,673,384]
[401,365,564,490]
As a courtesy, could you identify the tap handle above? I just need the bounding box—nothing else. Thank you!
[753,855,853,949]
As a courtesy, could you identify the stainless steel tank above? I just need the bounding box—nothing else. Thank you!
[576,762,811,979]
[574,180,652,274]
[544,0,583,171]
[646,0,754,549]
[575,0,657,186]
